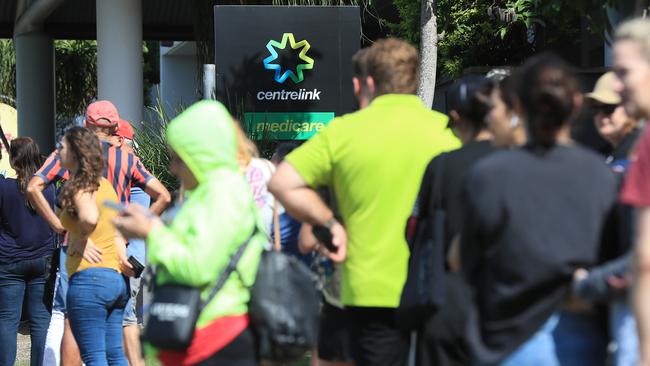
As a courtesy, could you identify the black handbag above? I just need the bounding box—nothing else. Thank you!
[248,202,320,363]
[397,154,447,331]
[143,228,257,350]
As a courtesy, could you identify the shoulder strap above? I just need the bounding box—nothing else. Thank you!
[428,153,447,212]
[272,201,281,251]
[200,225,259,309]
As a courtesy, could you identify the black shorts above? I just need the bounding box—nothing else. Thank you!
[346,306,409,366]
[318,301,353,362]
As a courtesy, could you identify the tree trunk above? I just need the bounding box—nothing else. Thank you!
[417,0,437,108]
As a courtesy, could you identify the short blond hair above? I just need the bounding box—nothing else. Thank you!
[366,38,419,95]
[616,18,650,59]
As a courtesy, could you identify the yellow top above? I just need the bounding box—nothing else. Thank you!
[62,178,121,276]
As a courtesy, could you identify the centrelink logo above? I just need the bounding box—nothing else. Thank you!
[258,33,322,101]
[263,33,314,84]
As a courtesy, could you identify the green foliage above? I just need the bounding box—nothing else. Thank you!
[390,0,420,46]
[134,97,180,192]
[0,39,155,118]
[54,40,98,118]
[0,40,16,105]
[271,0,359,4]
[389,0,620,79]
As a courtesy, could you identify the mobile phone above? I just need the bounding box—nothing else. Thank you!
[312,225,338,253]
[103,200,126,213]
[127,256,145,278]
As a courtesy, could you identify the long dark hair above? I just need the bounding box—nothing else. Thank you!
[10,137,44,209]
[10,137,43,193]
[514,53,579,147]
[59,127,104,217]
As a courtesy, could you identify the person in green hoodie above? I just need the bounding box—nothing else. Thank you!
[112,100,265,366]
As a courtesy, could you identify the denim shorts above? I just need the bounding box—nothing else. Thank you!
[122,276,141,326]
[123,240,146,326]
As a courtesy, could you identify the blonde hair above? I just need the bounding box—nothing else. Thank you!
[232,120,259,169]
[366,38,419,95]
[616,18,650,59]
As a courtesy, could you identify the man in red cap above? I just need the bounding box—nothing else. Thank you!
[116,119,135,144]
[27,100,171,366]
[114,118,150,366]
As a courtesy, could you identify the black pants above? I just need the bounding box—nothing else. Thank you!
[195,327,258,366]
[318,301,353,362]
[346,307,409,366]
[416,272,471,366]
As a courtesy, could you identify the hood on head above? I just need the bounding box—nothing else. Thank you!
[166,100,238,183]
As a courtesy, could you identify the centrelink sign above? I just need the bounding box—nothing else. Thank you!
[214,6,360,140]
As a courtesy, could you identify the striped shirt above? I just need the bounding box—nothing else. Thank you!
[35,140,153,204]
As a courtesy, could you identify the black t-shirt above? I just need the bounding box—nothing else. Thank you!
[415,140,498,253]
[460,143,617,363]
[440,140,498,250]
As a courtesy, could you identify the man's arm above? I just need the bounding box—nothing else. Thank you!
[269,162,332,224]
[131,157,171,215]
[143,178,171,216]
[269,162,347,262]
[26,176,64,233]
[635,207,650,364]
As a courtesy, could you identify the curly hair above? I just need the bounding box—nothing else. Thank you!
[59,127,105,217]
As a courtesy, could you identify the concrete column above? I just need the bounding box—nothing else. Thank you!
[203,64,216,100]
[96,0,143,124]
[15,31,55,152]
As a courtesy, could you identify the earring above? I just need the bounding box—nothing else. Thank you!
[510,115,519,128]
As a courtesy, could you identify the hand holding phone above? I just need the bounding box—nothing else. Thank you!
[127,256,145,278]
[312,225,338,254]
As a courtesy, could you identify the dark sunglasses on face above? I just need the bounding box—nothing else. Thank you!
[593,103,618,116]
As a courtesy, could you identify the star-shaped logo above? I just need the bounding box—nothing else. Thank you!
[263,33,314,84]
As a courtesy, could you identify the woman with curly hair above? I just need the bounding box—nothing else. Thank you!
[58,127,132,365]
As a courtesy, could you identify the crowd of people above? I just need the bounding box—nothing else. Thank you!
[6,14,650,366]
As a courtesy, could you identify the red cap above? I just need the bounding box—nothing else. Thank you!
[85,100,120,127]
[116,119,134,140]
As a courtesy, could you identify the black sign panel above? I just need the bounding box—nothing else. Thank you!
[214,6,360,139]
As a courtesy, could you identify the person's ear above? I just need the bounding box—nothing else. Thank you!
[366,76,376,97]
[512,95,524,117]
[572,93,584,118]
[448,110,461,124]
[353,77,361,96]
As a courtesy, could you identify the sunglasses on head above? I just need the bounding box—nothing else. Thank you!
[593,103,618,116]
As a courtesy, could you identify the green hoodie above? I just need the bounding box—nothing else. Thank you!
[146,100,265,330]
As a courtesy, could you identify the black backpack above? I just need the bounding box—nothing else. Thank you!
[397,154,448,331]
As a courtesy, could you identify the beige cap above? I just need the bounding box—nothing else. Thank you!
[585,72,621,105]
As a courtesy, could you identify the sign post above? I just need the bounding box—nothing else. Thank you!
[214,6,360,140]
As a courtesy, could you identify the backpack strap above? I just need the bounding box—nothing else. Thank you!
[199,225,258,310]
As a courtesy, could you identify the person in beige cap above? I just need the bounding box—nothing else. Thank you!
[570,71,642,366]
[586,72,641,155]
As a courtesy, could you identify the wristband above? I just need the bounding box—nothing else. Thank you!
[323,217,337,230]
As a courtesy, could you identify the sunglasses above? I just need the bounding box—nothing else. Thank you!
[593,103,618,116]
